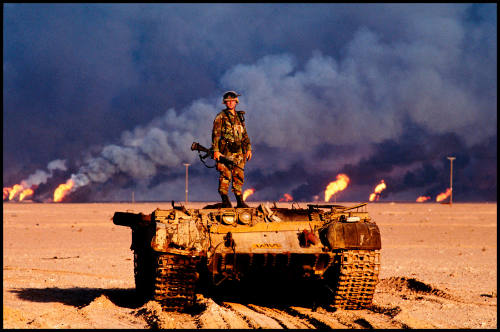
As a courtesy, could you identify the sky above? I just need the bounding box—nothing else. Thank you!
[3,3,497,203]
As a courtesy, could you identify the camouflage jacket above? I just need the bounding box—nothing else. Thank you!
[212,109,251,155]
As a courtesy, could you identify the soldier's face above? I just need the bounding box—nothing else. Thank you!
[225,100,237,109]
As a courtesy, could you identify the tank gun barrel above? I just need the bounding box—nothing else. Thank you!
[112,211,151,227]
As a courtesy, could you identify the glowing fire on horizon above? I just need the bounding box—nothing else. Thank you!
[53,179,74,202]
[436,188,452,202]
[242,188,255,201]
[9,184,24,200]
[3,183,35,202]
[369,180,386,202]
[416,195,431,203]
[324,174,350,202]
[19,188,34,201]
[279,193,293,202]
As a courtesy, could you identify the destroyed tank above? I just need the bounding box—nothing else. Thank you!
[112,202,381,311]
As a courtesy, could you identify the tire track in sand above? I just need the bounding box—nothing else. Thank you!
[323,307,405,329]
[246,304,315,329]
[194,297,249,329]
[282,305,406,329]
[222,302,284,328]
[284,306,349,329]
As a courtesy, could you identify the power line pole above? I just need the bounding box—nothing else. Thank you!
[447,157,456,205]
[183,163,190,205]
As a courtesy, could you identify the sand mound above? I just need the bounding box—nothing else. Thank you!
[378,276,458,300]
[134,300,198,329]
[80,294,116,310]
[195,296,251,328]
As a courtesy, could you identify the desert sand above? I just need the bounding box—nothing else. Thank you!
[3,201,497,329]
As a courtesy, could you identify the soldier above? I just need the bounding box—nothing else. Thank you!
[212,91,252,208]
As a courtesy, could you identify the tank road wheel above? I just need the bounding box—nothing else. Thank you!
[153,253,200,311]
[133,249,157,300]
[327,249,380,309]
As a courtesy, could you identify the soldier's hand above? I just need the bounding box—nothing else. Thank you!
[245,150,252,161]
[214,151,222,161]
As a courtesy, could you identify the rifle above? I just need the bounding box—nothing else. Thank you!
[191,142,244,170]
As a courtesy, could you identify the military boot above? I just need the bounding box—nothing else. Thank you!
[220,193,232,208]
[235,194,249,208]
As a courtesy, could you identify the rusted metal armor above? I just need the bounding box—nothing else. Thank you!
[113,202,381,311]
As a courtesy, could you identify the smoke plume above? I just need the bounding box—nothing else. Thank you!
[3,4,496,202]
[22,159,67,188]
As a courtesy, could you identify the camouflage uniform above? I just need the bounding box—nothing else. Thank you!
[212,109,251,196]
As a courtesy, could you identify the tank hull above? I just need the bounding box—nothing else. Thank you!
[113,202,381,311]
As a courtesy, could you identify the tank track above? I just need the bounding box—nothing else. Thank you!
[331,249,380,309]
[153,252,200,311]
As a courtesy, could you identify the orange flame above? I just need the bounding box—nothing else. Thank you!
[373,180,386,194]
[4,183,37,201]
[8,184,25,200]
[436,188,452,202]
[19,188,34,201]
[279,193,293,202]
[4,187,12,200]
[416,196,431,203]
[53,179,74,202]
[369,180,386,202]
[324,174,350,202]
[242,188,255,201]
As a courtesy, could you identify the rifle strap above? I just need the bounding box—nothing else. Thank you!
[198,151,216,168]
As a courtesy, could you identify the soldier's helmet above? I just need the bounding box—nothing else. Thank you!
[222,91,241,104]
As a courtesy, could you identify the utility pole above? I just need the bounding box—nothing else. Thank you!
[183,163,190,204]
[447,157,456,205]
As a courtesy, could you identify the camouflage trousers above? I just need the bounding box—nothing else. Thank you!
[216,153,246,196]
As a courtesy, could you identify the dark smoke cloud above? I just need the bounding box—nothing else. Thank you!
[286,123,496,202]
[3,4,496,202]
